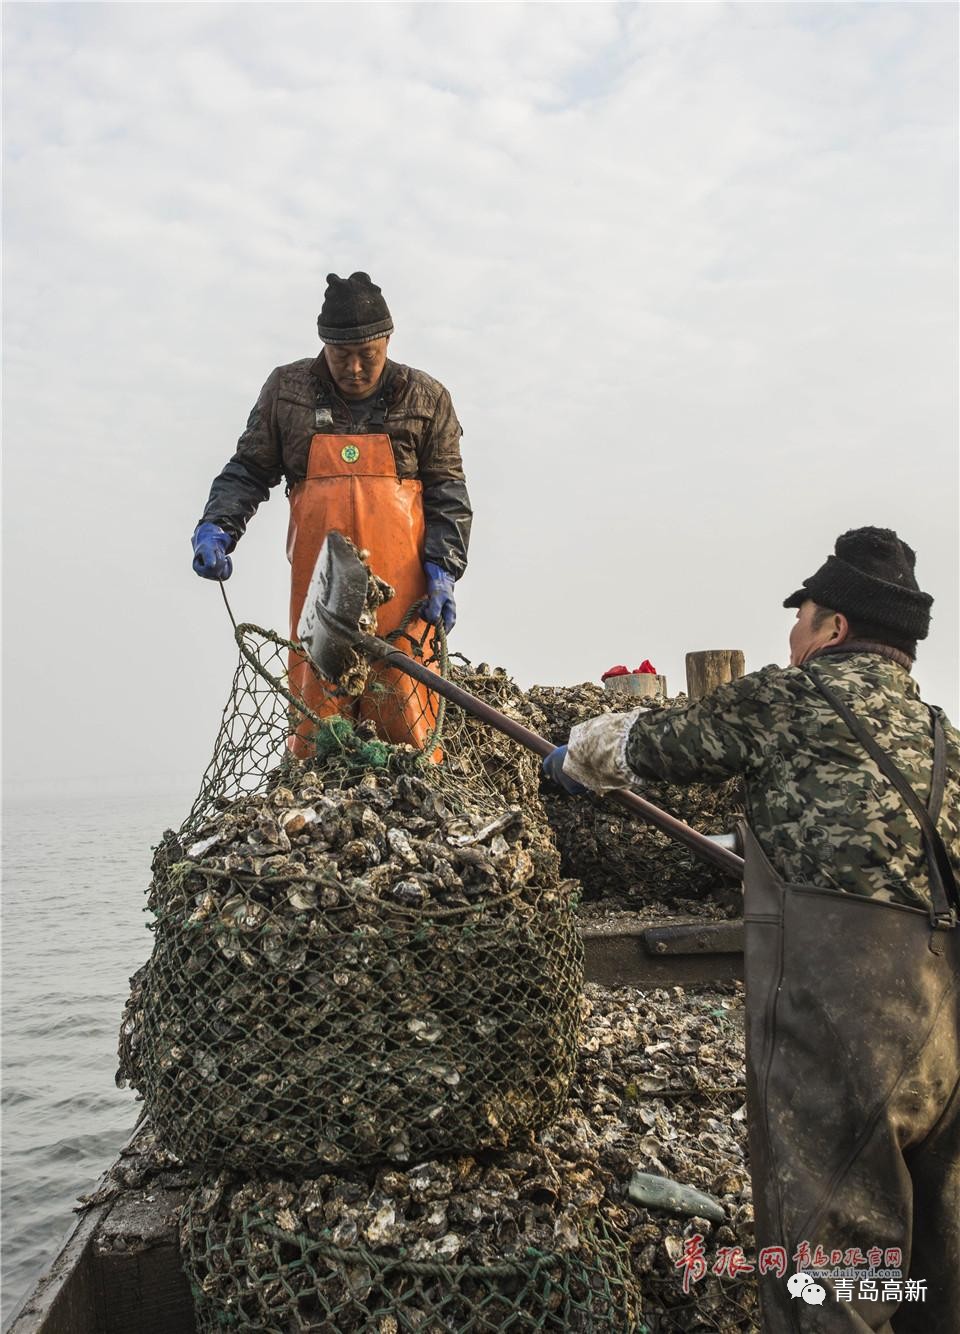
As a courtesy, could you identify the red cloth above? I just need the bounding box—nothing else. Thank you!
[601,665,630,681]
[634,660,657,675]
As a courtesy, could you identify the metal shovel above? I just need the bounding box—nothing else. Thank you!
[298,532,744,878]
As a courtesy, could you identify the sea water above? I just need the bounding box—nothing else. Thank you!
[1,787,191,1326]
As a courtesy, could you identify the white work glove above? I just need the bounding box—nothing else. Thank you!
[562,710,641,794]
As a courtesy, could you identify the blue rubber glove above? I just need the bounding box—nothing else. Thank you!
[192,523,234,580]
[542,745,588,795]
[423,561,456,634]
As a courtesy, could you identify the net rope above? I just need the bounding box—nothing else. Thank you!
[180,1193,640,1332]
[181,597,452,841]
[121,609,583,1176]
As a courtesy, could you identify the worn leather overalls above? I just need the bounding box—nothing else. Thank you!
[743,668,960,1333]
[285,384,438,759]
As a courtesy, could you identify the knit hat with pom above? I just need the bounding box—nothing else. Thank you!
[317,272,393,344]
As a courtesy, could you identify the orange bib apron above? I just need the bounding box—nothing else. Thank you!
[286,432,439,757]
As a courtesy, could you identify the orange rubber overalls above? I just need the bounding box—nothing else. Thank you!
[286,430,439,759]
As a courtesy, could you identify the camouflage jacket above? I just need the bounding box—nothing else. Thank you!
[565,651,960,910]
[199,354,472,577]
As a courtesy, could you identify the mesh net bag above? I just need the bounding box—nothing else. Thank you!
[178,615,447,831]
[440,659,550,813]
[525,684,743,912]
[180,1162,641,1332]
[119,627,583,1176]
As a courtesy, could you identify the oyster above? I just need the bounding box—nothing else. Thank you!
[175,983,754,1331]
[524,681,744,912]
[121,741,582,1175]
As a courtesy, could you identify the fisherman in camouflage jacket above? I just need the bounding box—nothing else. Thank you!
[545,527,959,1334]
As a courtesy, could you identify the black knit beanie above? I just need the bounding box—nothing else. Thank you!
[317,272,393,345]
[783,527,933,640]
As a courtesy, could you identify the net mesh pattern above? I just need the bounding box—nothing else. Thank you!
[121,624,583,1176]
[134,865,582,1174]
[181,622,449,841]
[180,1187,640,1333]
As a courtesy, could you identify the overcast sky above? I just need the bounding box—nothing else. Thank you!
[3,1,958,802]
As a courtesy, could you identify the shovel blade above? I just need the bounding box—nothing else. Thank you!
[297,531,370,681]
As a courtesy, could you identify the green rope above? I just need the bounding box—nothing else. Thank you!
[230,599,449,763]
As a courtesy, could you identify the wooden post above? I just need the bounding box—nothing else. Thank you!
[685,650,745,701]
[604,673,667,700]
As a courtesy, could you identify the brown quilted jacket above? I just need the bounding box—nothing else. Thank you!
[199,354,472,577]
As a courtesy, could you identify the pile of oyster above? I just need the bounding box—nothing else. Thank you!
[524,682,744,911]
[181,1147,640,1332]
[575,983,756,1331]
[188,1147,611,1265]
[117,630,760,1329]
[437,662,743,912]
[177,982,755,1333]
[154,765,562,921]
[442,659,550,811]
[119,760,583,1176]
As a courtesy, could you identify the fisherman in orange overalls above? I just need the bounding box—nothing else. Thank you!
[191,272,472,754]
